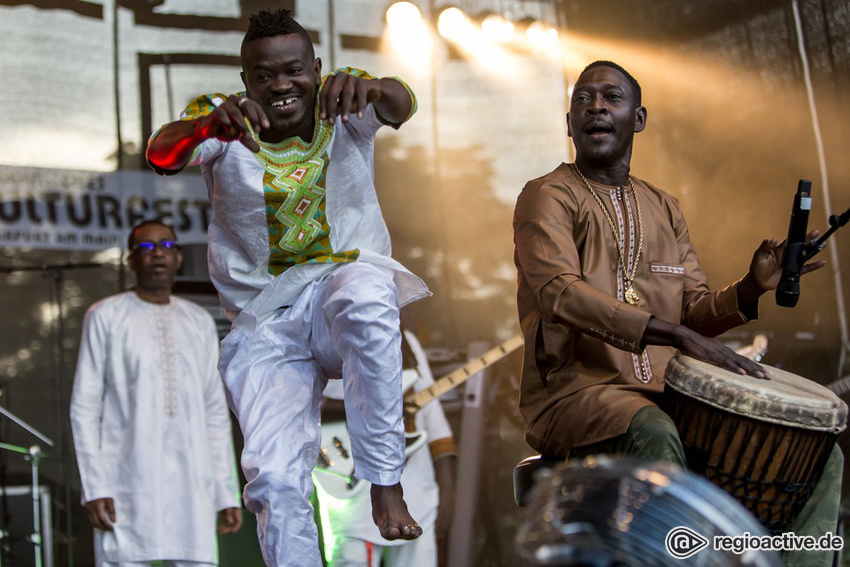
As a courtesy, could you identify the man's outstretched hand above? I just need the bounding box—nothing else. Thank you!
[744,231,826,291]
[196,95,270,153]
[319,72,383,125]
[643,317,768,380]
[677,326,769,380]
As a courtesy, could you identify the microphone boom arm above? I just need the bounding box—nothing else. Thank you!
[800,206,850,262]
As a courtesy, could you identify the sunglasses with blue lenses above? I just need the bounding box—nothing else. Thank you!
[131,240,180,254]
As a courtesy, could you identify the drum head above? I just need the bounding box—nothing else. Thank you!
[665,355,847,433]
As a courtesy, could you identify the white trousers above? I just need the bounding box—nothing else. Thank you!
[97,561,210,567]
[328,528,437,567]
[219,263,406,566]
[94,530,215,567]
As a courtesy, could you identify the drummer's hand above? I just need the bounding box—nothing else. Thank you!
[744,231,826,294]
[678,328,769,380]
[85,497,116,531]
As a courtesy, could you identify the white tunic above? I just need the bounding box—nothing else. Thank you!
[187,99,429,333]
[70,292,240,563]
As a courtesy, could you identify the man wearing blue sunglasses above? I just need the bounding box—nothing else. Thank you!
[71,220,243,566]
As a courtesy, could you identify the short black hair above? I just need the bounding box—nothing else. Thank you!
[128,219,176,250]
[579,60,642,106]
[241,9,313,58]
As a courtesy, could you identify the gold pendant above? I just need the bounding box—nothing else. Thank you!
[625,286,639,305]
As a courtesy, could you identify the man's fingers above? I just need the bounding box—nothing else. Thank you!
[758,238,778,252]
[253,106,270,131]
[228,110,253,138]
[800,259,827,275]
[88,501,115,530]
[687,338,769,381]
[728,355,769,380]
[221,100,262,152]
[211,109,236,135]
[238,97,270,132]
[211,97,257,141]
[229,508,243,532]
[320,74,344,122]
[218,508,242,534]
[337,78,356,123]
[354,77,369,119]
[239,130,261,153]
[99,504,114,530]
[320,73,371,124]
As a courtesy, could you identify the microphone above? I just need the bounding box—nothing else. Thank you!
[775,179,812,307]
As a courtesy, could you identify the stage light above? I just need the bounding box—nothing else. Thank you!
[479,12,515,44]
[384,1,431,68]
[385,1,423,31]
[526,21,559,52]
[437,7,472,42]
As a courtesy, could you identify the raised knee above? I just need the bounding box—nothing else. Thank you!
[331,265,396,303]
[244,468,311,509]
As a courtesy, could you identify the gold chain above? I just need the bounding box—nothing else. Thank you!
[572,164,644,305]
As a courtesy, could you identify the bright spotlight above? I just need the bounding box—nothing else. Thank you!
[437,7,472,42]
[384,1,431,68]
[385,1,423,30]
[526,21,560,52]
[480,13,515,44]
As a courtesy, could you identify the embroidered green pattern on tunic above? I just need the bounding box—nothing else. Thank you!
[252,94,361,276]
[172,65,419,277]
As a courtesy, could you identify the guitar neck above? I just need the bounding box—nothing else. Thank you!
[404,335,523,413]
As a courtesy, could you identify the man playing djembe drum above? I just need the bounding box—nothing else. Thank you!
[513,60,842,566]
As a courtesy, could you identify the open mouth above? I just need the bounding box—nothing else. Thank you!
[586,123,613,138]
[270,95,300,113]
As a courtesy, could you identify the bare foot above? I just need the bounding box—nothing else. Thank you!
[371,482,422,541]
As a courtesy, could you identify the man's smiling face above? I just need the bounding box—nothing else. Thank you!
[241,33,322,143]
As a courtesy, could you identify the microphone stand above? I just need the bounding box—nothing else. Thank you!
[801,207,850,260]
[0,260,112,567]
[796,207,850,374]
[0,405,54,567]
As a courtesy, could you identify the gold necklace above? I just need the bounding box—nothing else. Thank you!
[572,164,644,305]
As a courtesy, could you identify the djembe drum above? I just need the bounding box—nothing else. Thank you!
[664,355,847,533]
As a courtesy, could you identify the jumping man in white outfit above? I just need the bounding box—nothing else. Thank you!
[145,8,428,566]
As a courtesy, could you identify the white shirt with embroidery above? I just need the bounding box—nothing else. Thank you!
[71,292,239,563]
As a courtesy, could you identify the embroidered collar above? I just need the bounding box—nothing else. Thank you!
[250,99,333,171]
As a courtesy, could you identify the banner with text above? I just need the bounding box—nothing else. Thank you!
[0,165,211,250]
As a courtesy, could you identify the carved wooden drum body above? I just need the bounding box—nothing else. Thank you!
[664,355,847,533]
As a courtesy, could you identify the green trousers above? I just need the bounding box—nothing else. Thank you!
[571,406,843,567]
